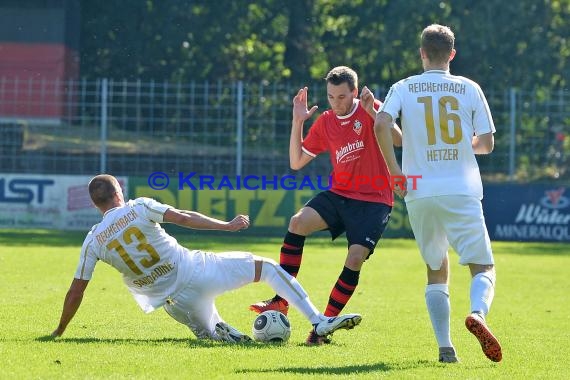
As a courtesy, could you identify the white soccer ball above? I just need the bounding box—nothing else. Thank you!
[252,310,291,343]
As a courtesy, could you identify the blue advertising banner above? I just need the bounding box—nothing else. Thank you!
[483,184,570,242]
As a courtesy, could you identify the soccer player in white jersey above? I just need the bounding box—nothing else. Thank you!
[374,24,502,363]
[51,174,362,343]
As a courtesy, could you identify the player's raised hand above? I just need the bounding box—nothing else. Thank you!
[360,86,378,117]
[292,87,318,123]
[360,86,374,108]
[226,214,250,231]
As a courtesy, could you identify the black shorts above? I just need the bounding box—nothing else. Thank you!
[305,191,392,255]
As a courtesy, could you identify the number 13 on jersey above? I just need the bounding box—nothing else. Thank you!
[107,226,161,275]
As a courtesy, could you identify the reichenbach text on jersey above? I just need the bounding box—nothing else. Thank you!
[95,209,138,245]
[408,82,466,95]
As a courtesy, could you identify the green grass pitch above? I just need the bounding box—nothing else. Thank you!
[1,229,569,379]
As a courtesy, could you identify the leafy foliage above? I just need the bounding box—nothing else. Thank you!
[79,0,570,89]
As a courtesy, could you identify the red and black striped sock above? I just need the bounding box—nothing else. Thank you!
[324,266,360,317]
[273,231,305,303]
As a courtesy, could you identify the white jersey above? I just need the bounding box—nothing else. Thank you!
[380,70,495,201]
[75,197,202,313]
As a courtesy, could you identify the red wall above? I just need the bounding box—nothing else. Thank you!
[0,1,80,121]
[0,43,79,119]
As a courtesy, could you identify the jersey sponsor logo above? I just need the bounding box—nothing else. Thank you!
[335,140,364,163]
[353,120,363,135]
[340,120,351,126]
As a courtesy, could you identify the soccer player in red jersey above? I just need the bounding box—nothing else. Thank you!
[250,66,402,345]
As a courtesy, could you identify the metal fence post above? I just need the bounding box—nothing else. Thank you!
[236,80,243,176]
[100,78,108,173]
[509,88,516,180]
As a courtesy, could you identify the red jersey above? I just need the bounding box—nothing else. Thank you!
[301,99,394,206]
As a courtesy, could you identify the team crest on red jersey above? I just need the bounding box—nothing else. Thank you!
[353,120,363,135]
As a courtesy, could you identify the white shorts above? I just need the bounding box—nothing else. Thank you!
[163,251,255,339]
[406,195,493,270]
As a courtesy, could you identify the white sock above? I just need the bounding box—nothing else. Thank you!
[470,271,495,316]
[425,284,453,348]
[260,261,322,324]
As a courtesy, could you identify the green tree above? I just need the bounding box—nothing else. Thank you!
[79,0,570,89]
[448,0,570,89]
[284,0,317,82]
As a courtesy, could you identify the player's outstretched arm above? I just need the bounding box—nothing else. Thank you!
[164,209,250,232]
[290,87,317,170]
[52,278,89,338]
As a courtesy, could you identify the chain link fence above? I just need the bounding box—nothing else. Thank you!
[0,77,568,182]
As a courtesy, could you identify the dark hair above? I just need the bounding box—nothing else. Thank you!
[421,24,455,64]
[325,66,358,91]
[88,174,119,208]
